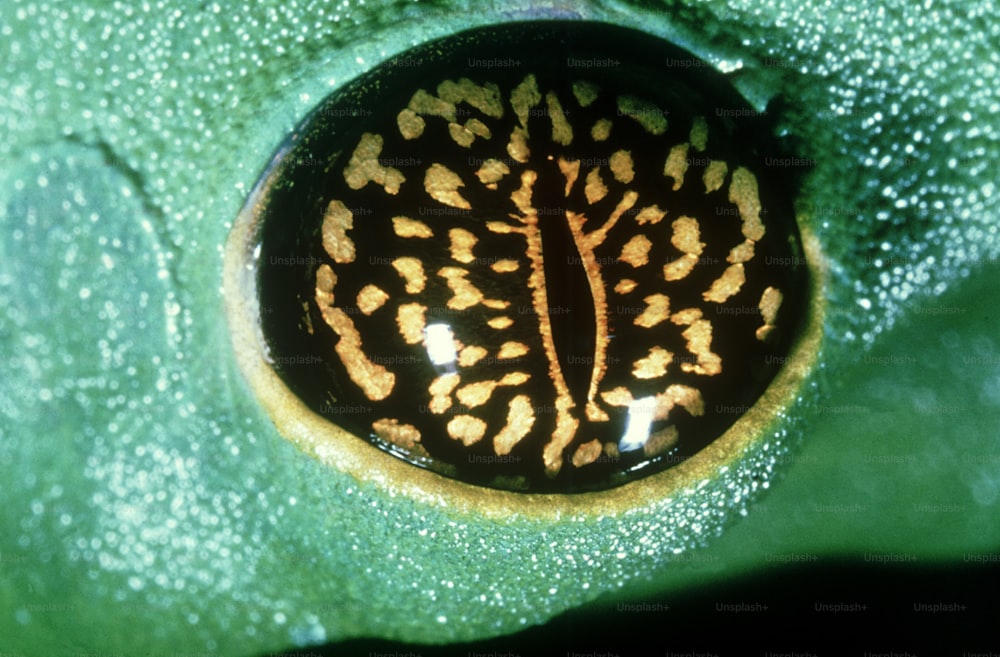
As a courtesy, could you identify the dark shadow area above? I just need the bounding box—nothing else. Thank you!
[268,559,1000,656]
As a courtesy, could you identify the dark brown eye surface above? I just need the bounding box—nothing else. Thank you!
[238,21,809,493]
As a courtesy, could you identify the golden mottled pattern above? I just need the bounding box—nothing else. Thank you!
[315,264,395,400]
[356,284,389,315]
[619,234,652,268]
[663,216,705,282]
[572,80,600,108]
[490,259,519,273]
[591,118,612,142]
[449,228,478,264]
[372,418,424,453]
[572,439,603,468]
[425,163,471,209]
[343,133,405,194]
[392,257,426,294]
[632,346,673,379]
[498,341,529,359]
[662,142,689,191]
[447,414,488,446]
[307,73,791,484]
[475,158,510,187]
[396,302,427,345]
[703,160,728,193]
[634,293,671,328]
[546,91,574,146]
[614,278,638,295]
[392,216,433,239]
[495,395,536,456]
[617,94,667,135]
[671,308,722,376]
[609,150,635,184]
[585,167,608,204]
[756,286,784,341]
[321,200,356,264]
[458,345,488,367]
[428,373,460,414]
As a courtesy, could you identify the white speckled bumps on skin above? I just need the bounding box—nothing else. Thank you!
[0,0,997,655]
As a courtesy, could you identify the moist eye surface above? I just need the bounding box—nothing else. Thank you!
[246,21,810,493]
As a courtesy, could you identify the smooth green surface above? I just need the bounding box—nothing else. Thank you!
[1,0,998,655]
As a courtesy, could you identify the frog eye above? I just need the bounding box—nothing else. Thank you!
[225,21,825,504]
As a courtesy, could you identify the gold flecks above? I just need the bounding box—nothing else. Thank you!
[392,257,426,294]
[487,316,514,329]
[458,345,488,367]
[600,384,704,420]
[314,262,337,308]
[425,163,471,209]
[437,78,504,118]
[572,439,603,468]
[392,216,433,239]
[729,167,766,241]
[397,108,425,140]
[356,284,389,315]
[498,341,529,359]
[635,205,666,225]
[507,126,531,163]
[475,158,510,186]
[572,80,600,107]
[428,373,460,414]
[663,254,698,281]
[511,169,537,216]
[448,118,492,148]
[703,263,746,303]
[617,95,667,135]
[600,386,633,407]
[546,91,573,146]
[495,394,536,456]
[703,160,729,193]
[302,300,314,335]
[634,293,671,328]
[343,133,406,194]
[585,167,608,204]
[619,234,652,268]
[447,415,488,447]
[558,157,581,196]
[315,264,395,400]
[586,400,610,422]
[449,228,478,264]
[671,308,722,375]
[321,200,355,263]
[438,266,483,310]
[756,286,784,341]
[663,142,689,191]
[690,116,708,151]
[728,240,755,263]
[482,298,511,310]
[457,372,530,408]
[671,216,705,255]
[644,426,679,458]
[632,346,673,379]
[664,215,704,281]
[609,150,635,184]
[591,118,612,142]
[372,418,423,453]
[701,263,747,303]
[510,74,541,130]
[407,88,457,121]
[604,442,620,459]
[614,278,638,294]
[396,302,427,345]
[490,259,519,273]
